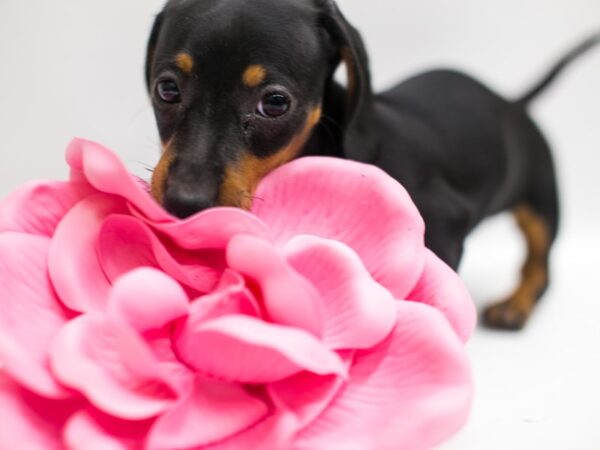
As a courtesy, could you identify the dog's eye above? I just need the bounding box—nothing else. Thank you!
[257,93,290,118]
[157,79,181,103]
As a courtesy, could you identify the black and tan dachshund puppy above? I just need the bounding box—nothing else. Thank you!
[145,0,599,330]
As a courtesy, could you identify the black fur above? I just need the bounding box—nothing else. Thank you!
[146,0,598,290]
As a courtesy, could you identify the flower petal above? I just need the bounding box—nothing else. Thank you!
[0,180,89,237]
[49,194,126,312]
[227,234,322,336]
[0,374,81,450]
[50,314,180,420]
[207,411,298,450]
[185,269,260,324]
[407,249,476,342]
[0,233,70,398]
[285,235,397,350]
[295,302,473,450]
[270,374,343,431]
[175,315,346,383]
[252,157,426,299]
[107,268,189,332]
[66,138,170,223]
[147,376,269,450]
[140,207,271,250]
[64,409,153,450]
[98,215,222,294]
[268,350,354,430]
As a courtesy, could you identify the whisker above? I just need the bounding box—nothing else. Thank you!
[129,160,155,170]
[320,114,342,132]
[242,192,265,203]
[317,120,336,145]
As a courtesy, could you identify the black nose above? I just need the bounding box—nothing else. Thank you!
[163,186,216,219]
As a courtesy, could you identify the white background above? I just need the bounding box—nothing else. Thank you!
[0,1,599,449]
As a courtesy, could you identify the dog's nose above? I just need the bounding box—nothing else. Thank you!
[162,186,216,218]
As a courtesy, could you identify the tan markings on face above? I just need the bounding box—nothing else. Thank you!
[151,143,174,204]
[242,65,267,88]
[175,52,194,74]
[219,106,322,209]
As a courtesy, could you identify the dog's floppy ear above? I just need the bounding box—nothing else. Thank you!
[318,0,378,162]
[145,11,165,92]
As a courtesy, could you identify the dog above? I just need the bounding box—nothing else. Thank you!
[145,0,599,330]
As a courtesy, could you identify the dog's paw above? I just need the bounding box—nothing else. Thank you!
[482,299,531,331]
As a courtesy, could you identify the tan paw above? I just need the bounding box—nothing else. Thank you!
[483,299,531,331]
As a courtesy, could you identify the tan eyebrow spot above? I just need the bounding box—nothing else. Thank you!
[175,52,194,74]
[218,105,322,209]
[242,65,267,88]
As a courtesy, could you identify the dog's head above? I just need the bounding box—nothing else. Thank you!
[146,0,376,217]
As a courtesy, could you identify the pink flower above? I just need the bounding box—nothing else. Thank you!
[0,138,475,449]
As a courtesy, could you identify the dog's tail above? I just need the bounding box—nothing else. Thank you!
[515,31,600,106]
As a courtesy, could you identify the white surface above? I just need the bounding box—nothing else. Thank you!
[443,217,600,450]
[0,1,599,448]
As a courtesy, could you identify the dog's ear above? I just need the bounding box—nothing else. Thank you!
[318,0,378,162]
[145,11,165,92]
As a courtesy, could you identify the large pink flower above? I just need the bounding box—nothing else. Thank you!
[0,138,475,449]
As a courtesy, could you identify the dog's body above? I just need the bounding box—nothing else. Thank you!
[145,0,599,329]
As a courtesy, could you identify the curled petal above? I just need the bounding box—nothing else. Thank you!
[147,376,269,450]
[139,207,271,250]
[64,409,153,450]
[175,315,346,383]
[295,302,473,450]
[107,268,189,332]
[270,374,343,431]
[49,194,126,313]
[172,271,260,382]
[0,233,70,398]
[407,249,476,342]
[185,269,260,325]
[252,157,426,299]
[98,215,222,294]
[269,351,353,429]
[50,314,180,420]
[0,374,82,450]
[202,410,298,450]
[285,236,397,350]
[227,234,322,336]
[66,138,170,223]
[0,180,89,237]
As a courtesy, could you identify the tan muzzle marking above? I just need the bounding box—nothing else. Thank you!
[218,106,322,209]
[151,143,174,204]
